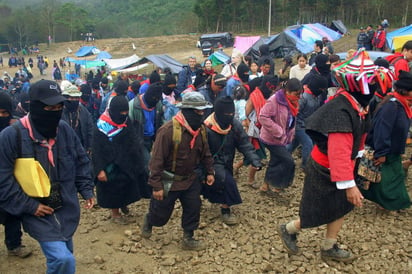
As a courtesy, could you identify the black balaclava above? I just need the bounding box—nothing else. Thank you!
[149,70,161,84]
[80,84,91,102]
[0,92,12,131]
[143,82,163,108]
[260,75,279,99]
[182,108,203,130]
[308,74,328,96]
[259,44,270,56]
[315,54,331,75]
[352,88,376,107]
[214,96,235,129]
[109,96,129,124]
[20,92,30,113]
[130,81,141,95]
[30,100,62,138]
[114,80,129,96]
[163,74,176,95]
[237,63,250,83]
[64,99,80,113]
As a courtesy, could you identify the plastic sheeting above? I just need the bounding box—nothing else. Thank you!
[103,54,140,70]
[75,46,100,57]
[386,25,412,51]
[233,36,261,54]
[137,54,183,74]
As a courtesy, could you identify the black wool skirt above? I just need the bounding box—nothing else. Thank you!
[299,157,354,228]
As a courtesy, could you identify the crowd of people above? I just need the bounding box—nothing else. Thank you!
[0,33,411,273]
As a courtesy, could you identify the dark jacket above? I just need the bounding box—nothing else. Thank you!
[92,120,150,207]
[61,104,94,152]
[206,119,261,184]
[198,85,226,117]
[176,66,196,95]
[366,98,410,158]
[0,119,94,241]
[148,120,214,191]
[296,88,323,130]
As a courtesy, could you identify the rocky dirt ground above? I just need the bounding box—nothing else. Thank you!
[0,32,411,273]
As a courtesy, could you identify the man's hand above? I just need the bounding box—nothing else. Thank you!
[153,189,164,201]
[97,170,107,182]
[346,186,364,207]
[373,156,386,166]
[84,198,95,209]
[206,175,214,186]
[34,204,54,217]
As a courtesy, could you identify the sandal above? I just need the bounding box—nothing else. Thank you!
[120,206,130,215]
[111,216,129,225]
[247,181,260,189]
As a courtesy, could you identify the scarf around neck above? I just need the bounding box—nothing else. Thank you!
[174,111,200,149]
[388,92,412,119]
[97,110,127,138]
[204,113,232,135]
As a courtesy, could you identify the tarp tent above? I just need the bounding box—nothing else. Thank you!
[199,32,234,48]
[386,25,412,51]
[330,20,348,34]
[245,31,313,60]
[65,58,105,68]
[103,54,140,70]
[393,35,412,52]
[286,24,341,45]
[137,54,183,74]
[208,51,231,66]
[75,46,100,57]
[95,51,112,60]
[233,36,261,54]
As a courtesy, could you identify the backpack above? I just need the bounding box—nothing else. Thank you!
[171,118,207,172]
[388,56,404,75]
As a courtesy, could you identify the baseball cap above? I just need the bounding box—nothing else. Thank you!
[29,80,66,105]
[176,92,212,110]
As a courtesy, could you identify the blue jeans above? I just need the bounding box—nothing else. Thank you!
[287,129,313,169]
[4,213,22,250]
[39,239,75,274]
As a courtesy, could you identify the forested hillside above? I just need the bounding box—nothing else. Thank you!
[0,0,410,50]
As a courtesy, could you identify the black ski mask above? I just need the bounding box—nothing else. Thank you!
[237,63,250,83]
[80,84,91,102]
[182,108,203,130]
[315,54,331,75]
[114,80,129,96]
[30,100,62,138]
[64,100,80,112]
[214,96,235,129]
[260,75,279,99]
[351,87,376,107]
[143,82,163,108]
[109,96,129,125]
[0,91,12,131]
[308,74,328,96]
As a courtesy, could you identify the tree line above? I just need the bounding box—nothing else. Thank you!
[0,0,410,52]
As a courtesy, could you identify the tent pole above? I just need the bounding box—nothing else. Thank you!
[268,0,271,37]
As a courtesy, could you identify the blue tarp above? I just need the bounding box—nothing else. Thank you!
[96,51,112,60]
[386,25,412,50]
[137,54,183,74]
[75,46,99,57]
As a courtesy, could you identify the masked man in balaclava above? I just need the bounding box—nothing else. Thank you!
[203,96,261,225]
[0,80,95,273]
[224,63,250,98]
[0,91,32,259]
[141,92,215,251]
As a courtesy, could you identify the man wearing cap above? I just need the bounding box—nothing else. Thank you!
[60,80,94,154]
[0,91,32,258]
[0,80,94,273]
[365,25,375,50]
[198,73,227,117]
[141,92,215,251]
[372,24,386,51]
